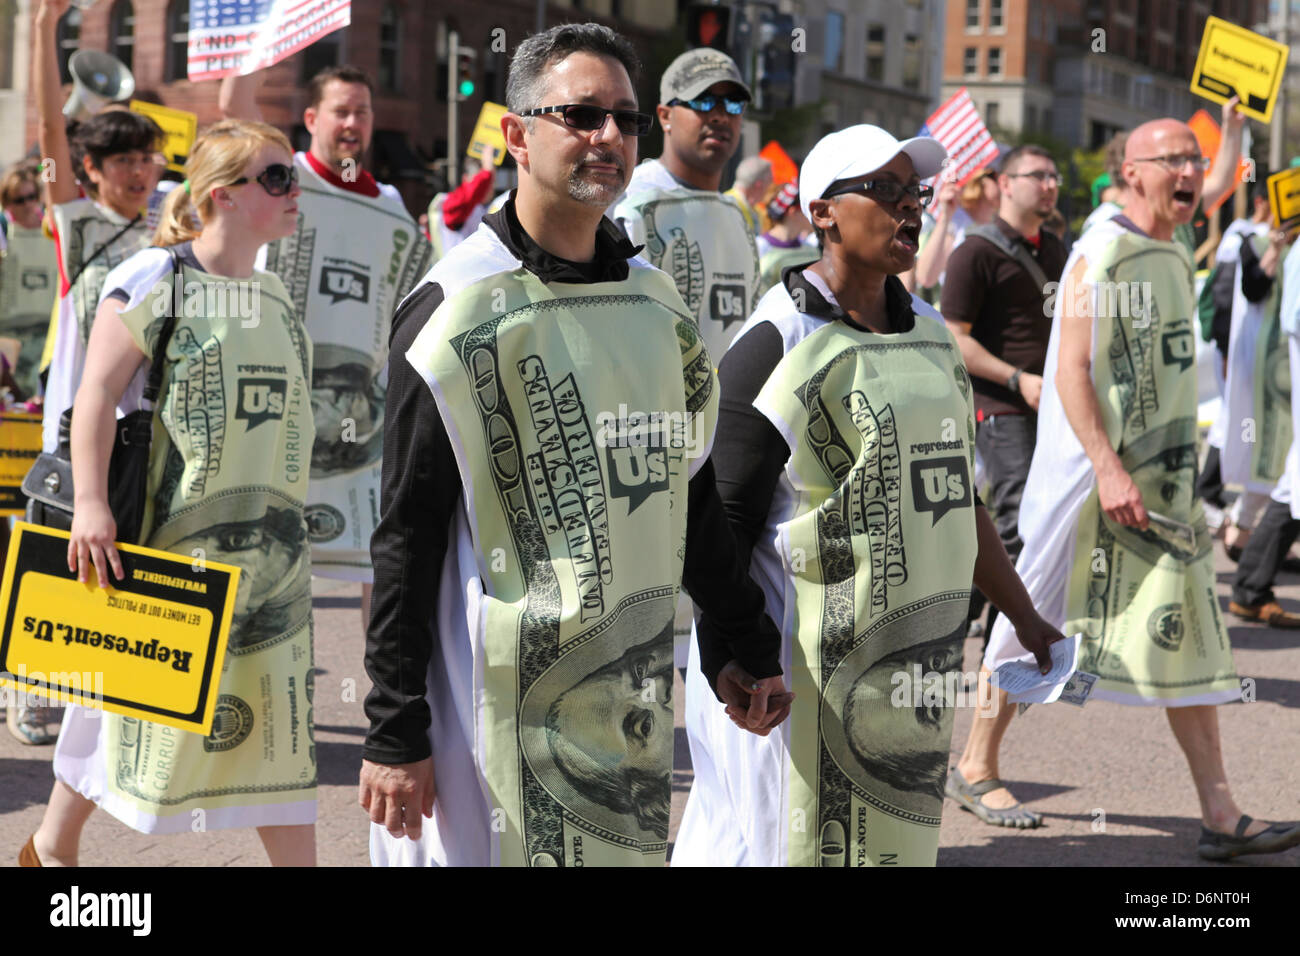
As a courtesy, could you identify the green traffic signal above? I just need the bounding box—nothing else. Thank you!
[459,79,475,97]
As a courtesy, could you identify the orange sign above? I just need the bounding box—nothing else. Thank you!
[1187,109,1251,214]
[760,141,799,186]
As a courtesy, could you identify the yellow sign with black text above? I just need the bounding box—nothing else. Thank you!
[0,523,239,734]
[129,100,199,174]
[1190,16,1289,123]
[467,101,508,165]
[0,411,42,515]
[1267,167,1300,228]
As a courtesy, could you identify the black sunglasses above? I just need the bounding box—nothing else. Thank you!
[229,163,298,197]
[519,104,653,137]
[10,191,40,205]
[823,179,934,208]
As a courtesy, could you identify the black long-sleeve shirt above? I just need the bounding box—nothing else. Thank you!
[362,199,782,765]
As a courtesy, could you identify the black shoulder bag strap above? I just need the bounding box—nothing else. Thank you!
[142,247,183,404]
[965,223,1051,293]
[65,212,144,292]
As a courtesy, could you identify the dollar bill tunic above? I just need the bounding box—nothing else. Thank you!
[52,243,318,833]
[42,196,159,451]
[0,221,59,397]
[363,199,780,866]
[613,159,760,364]
[677,268,981,867]
[985,216,1239,706]
[259,151,430,581]
[1217,231,1291,496]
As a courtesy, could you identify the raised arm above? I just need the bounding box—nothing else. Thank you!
[1202,96,1244,214]
[218,71,266,122]
[34,0,77,207]
[1055,256,1148,529]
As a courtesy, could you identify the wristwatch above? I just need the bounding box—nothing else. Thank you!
[1006,368,1023,393]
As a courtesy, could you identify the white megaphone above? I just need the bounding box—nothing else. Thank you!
[63,50,135,121]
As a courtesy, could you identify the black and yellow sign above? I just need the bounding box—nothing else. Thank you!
[467,101,508,166]
[130,100,199,174]
[1267,167,1300,228]
[0,523,239,734]
[1190,16,1289,123]
[0,411,42,516]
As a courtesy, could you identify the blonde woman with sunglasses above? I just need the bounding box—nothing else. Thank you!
[21,120,317,867]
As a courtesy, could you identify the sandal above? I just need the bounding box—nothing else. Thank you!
[945,767,1043,829]
[18,835,41,867]
[5,705,58,745]
[1197,815,1300,861]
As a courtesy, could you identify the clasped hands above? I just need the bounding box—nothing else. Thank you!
[715,660,794,737]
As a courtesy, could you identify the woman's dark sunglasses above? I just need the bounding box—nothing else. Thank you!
[229,163,298,196]
[519,104,653,136]
[823,179,934,208]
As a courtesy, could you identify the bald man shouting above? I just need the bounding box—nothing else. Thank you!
[963,120,1300,861]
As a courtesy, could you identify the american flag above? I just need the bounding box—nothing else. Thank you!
[187,0,351,82]
[920,87,1000,187]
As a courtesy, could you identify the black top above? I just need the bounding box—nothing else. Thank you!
[363,197,783,765]
[940,216,1067,417]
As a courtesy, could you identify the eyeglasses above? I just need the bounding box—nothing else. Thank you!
[823,179,935,208]
[668,96,747,116]
[103,151,168,172]
[1004,170,1063,186]
[228,163,299,196]
[9,192,40,205]
[519,104,653,137]
[1131,153,1211,173]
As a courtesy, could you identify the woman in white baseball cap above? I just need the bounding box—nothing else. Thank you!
[675,125,1063,867]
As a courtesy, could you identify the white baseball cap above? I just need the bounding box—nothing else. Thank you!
[799,125,948,221]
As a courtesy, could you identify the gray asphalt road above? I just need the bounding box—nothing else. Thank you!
[4,549,1298,867]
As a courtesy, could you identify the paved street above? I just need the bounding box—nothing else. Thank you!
[4,547,1299,867]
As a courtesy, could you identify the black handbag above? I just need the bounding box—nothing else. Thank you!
[22,249,181,545]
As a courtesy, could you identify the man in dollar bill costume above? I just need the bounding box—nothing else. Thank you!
[672,125,1062,867]
[612,49,760,365]
[221,64,431,627]
[357,22,786,867]
[982,119,1300,861]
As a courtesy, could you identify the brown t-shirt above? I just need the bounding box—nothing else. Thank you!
[940,216,1067,416]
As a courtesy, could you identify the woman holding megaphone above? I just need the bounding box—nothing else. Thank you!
[34,0,166,454]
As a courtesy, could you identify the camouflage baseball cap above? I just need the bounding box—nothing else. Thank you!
[660,49,752,105]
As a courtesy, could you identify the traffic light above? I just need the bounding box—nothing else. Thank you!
[756,12,796,112]
[686,3,733,52]
[456,47,478,101]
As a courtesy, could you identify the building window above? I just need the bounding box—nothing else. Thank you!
[989,0,1004,30]
[986,101,999,129]
[903,33,921,88]
[166,0,189,82]
[987,47,1002,76]
[57,7,82,84]
[1026,104,1037,130]
[0,0,13,89]
[301,25,343,83]
[379,4,401,93]
[966,0,980,31]
[866,25,885,81]
[963,47,978,76]
[824,11,845,71]
[110,0,134,73]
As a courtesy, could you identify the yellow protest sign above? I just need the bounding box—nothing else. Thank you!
[0,411,42,516]
[130,100,199,174]
[0,522,239,734]
[467,101,508,165]
[1267,167,1300,228]
[1190,16,1289,123]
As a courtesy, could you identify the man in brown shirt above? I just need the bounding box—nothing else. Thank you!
[940,144,1067,827]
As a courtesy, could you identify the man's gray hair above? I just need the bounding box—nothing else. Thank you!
[506,22,642,119]
[735,156,773,187]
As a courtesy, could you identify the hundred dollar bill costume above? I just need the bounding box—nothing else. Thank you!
[676,262,981,867]
[259,151,430,580]
[0,219,58,397]
[1217,230,1292,501]
[614,159,760,364]
[53,242,318,832]
[986,215,1239,706]
[363,196,779,867]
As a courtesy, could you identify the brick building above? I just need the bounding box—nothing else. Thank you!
[13,0,676,216]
